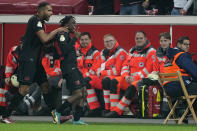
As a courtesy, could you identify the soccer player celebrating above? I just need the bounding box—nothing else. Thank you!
[52,16,87,125]
[1,2,67,123]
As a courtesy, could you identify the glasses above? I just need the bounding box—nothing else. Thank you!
[183,43,190,46]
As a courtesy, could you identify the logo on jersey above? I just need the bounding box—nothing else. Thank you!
[60,35,65,42]
[153,87,157,94]
[139,62,144,67]
[37,21,42,27]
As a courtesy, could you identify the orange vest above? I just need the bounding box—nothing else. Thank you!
[164,52,190,76]
[163,52,190,85]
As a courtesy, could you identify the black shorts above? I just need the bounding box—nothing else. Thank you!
[18,58,47,86]
[63,67,85,92]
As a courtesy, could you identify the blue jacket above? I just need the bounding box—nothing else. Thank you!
[166,47,197,82]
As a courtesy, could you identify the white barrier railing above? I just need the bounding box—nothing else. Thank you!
[0,15,197,25]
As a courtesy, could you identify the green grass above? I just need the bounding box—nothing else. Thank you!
[0,121,197,131]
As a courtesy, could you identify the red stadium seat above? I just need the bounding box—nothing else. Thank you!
[0,0,88,15]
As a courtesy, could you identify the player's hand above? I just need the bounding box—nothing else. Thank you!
[74,26,81,39]
[180,9,187,15]
[57,27,69,33]
[74,31,81,39]
[58,78,63,88]
[5,77,11,85]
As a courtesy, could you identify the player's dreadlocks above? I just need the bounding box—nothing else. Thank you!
[59,15,76,27]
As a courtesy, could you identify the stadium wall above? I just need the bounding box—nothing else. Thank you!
[0,15,197,65]
[0,23,2,64]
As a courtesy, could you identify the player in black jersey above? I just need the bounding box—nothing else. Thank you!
[1,2,68,123]
[52,16,87,125]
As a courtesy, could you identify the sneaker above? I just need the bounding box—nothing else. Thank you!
[1,117,15,124]
[51,109,61,124]
[60,115,72,124]
[52,115,72,124]
[72,119,88,125]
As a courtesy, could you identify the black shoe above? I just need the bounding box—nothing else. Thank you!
[104,111,119,118]
[84,108,102,117]
[101,110,110,117]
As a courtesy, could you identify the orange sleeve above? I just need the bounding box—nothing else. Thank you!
[133,49,157,81]
[89,51,101,75]
[121,55,131,78]
[5,49,17,78]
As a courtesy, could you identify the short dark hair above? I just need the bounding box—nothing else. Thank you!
[59,15,75,27]
[159,32,171,40]
[135,30,146,37]
[37,2,50,12]
[176,36,190,46]
[80,32,91,39]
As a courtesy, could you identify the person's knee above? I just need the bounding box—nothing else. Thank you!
[102,77,111,90]
[110,79,119,93]
[40,82,50,94]
[124,85,136,99]
[19,85,30,96]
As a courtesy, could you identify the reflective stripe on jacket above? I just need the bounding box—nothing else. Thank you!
[5,45,20,78]
[163,52,190,85]
[76,43,101,77]
[100,42,128,77]
[121,42,157,81]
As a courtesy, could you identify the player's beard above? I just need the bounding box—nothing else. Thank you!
[43,15,50,21]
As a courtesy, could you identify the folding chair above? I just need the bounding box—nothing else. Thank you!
[158,71,197,124]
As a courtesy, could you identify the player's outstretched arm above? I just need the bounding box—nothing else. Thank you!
[36,27,68,44]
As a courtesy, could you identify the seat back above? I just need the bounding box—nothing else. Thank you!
[158,71,189,98]
[158,70,197,124]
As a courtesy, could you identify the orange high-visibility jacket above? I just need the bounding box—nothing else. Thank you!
[156,55,167,73]
[42,54,61,77]
[121,42,157,81]
[100,42,128,77]
[76,43,101,77]
[5,45,20,78]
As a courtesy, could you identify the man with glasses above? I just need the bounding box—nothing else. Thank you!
[175,36,190,53]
